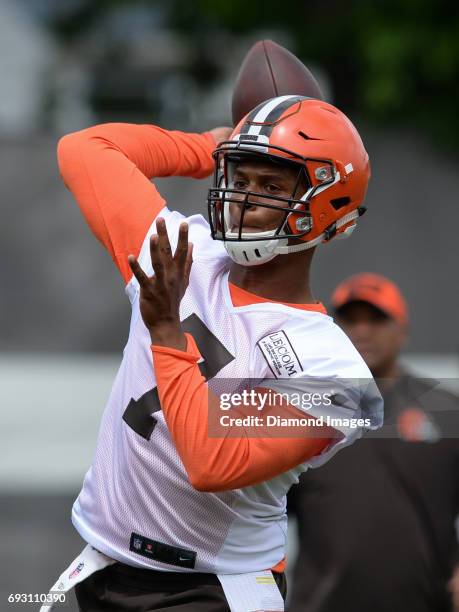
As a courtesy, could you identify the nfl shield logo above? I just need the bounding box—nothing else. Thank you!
[69,562,84,580]
[133,537,142,550]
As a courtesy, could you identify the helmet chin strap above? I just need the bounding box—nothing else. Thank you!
[276,208,360,254]
[224,208,360,266]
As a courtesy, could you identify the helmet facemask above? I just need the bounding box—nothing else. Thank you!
[208,149,315,266]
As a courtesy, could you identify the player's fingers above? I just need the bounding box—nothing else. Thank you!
[174,222,189,269]
[183,243,193,287]
[128,255,150,289]
[155,217,173,261]
[149,235,165,282]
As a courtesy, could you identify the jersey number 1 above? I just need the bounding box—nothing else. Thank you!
[122,313,235,440]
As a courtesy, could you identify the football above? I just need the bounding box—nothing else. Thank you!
[232,40,324,126]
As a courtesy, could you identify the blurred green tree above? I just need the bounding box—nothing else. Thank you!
[48,0,459,149]
[168,0,459,150]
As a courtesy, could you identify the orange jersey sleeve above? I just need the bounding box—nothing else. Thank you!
[57,124,216,282]
[151,334,336,492]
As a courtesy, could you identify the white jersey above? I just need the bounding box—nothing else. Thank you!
[72,207,383,574]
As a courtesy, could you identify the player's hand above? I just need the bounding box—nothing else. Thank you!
[209,126,233,145]
[127,218,192,350]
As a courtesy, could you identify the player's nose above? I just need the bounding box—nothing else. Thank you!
[236,198,257,212]
[228,201,258,230]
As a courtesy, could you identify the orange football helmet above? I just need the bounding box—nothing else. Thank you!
[207,95,370,266]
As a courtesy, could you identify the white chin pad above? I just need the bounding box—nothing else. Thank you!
[225,244,278,266]
[223,230,288,266]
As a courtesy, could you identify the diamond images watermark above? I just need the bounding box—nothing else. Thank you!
[206,379,378,439]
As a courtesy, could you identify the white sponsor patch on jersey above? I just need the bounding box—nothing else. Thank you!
[257,331,303,378]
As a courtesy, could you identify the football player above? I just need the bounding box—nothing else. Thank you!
[46,95,383,611]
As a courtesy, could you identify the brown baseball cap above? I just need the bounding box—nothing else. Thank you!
[331,273,408,324]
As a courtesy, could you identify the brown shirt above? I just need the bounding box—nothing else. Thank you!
[288,372,459,612]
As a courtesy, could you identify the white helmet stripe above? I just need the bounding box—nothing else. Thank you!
[246,95,300,137]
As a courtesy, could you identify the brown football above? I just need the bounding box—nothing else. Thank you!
[232,40,324,126]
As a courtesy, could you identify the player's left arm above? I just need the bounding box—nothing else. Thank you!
[152,351,337,491]
[128,219,338,491]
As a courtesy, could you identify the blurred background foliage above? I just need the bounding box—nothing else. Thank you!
[2,0,458,354]
[36,0,459,150]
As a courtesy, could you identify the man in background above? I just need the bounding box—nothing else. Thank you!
[288,272,459,612]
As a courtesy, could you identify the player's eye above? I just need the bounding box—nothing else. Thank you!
[265,183,282,193]
[233,179,248,189]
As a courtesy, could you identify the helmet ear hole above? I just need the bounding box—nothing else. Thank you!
[330,197,351,210]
